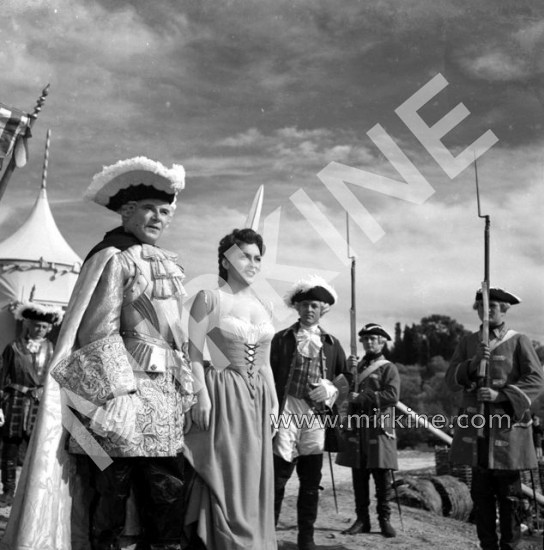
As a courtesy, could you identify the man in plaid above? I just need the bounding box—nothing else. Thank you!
[271,275,347,550]
[0,301,62,506]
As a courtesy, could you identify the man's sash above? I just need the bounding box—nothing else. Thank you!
[356,358,389,389]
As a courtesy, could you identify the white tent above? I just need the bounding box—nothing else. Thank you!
[0,181,81,350]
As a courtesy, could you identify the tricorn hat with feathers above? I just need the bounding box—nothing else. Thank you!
[10,301,64,325]
[85,156,185,212]
[284,275,338,308]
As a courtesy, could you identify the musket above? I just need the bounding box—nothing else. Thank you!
[0,84,50,202]
[327,451,338,514]
[475,158,490,444]
[346,213,357,360]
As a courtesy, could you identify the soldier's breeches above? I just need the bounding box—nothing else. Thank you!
[471,468,522,550]
[351,467,371,518]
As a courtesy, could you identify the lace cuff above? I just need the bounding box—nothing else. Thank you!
[51,334,136,405]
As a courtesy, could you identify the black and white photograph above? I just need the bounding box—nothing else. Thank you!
[1,1,544,549]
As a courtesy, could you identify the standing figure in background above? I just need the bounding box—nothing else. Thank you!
[271,275,347,550]
[337,323,399,538]
[184,228,278,550]
[445,288,544,550]
[0,302,62,507]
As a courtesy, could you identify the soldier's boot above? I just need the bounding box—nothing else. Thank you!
[498,496,522,550]
[342,467,371,534]
[472,499,499,550]
[296,454,323,550]
[273,453,296,526]
[0,458,17,506]
[375,469,396,538]
[341,509,371,534]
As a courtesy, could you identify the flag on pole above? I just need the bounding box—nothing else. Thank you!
[0,102,31,169]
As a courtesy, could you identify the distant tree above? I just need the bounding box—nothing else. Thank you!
[415,315,468,363]
[419,372,462,418]
[391,322,403,362]
[424,355,449,379]
[398,363,422,410]
[402,324,419,365]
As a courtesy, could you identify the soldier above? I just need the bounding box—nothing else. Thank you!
[445,288,544,550]
[48,157,195,550]
[271,275,347,550]
[337,323,399,538]
[0,301,63,506]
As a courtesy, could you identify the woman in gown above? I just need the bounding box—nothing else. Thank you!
[183,228,278,550]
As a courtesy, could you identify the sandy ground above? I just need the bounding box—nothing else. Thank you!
[1,450,542,549]
[276,450,481,550]
[276,450,543,550]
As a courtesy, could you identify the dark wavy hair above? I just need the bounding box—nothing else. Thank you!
[218,228,265,283]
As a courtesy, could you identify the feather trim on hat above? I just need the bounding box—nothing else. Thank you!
[284,274,338,308]
[84,156,185,210]
[10,301,64,325]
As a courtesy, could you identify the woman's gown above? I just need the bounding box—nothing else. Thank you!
[183,289,277,550]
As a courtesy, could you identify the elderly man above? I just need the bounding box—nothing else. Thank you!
[337,323,399,538]
[0,301,63,506]
[50,157,195,550]
[445,288,544,550]
[271,275,347,550]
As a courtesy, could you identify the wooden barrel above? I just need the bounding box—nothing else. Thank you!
[395,476,442,515]
[413,478,443,515]
[451,464,472,490]
[397,484,427,510]
[430,475,473,522]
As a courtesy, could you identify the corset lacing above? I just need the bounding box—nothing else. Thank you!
[245,343,259,393]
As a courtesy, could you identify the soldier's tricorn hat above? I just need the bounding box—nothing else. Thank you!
[84,156,185,212]
[284,275,337,308]
[474,287,521,305]
[11,301,64,325]
[358,323,391,341]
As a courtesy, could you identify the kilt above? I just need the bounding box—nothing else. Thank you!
[1,387,40,439]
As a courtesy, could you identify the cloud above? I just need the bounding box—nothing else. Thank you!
[218,128,264,148]
[1,0,542,347]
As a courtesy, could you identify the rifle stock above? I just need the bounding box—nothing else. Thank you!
[476,273,490,441]
[349,256,357,358]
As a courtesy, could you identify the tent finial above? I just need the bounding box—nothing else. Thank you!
[41,129,51,190]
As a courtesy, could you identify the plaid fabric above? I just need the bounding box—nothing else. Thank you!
[1,390,39,439]
[0,102,30,165]
[0,339,52,439]
[286,352,322,402]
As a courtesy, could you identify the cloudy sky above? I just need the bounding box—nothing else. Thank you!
[1,0,543,350]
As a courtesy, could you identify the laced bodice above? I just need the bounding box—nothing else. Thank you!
[202,290,274,393]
